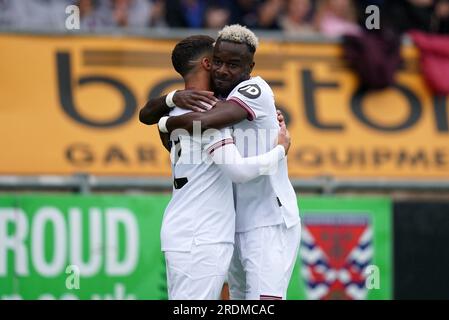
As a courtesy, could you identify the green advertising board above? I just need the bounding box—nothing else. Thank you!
[0,195,391,300]
[0,195,171,300]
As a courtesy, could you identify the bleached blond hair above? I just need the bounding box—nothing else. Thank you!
[217,24,259,52]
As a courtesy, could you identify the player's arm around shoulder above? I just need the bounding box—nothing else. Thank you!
[139,95,170,125]
[166,99,249,133]
[139,90,216,125]
[167,78,272,132]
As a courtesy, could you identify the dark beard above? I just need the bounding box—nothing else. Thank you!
[213,74,250,97]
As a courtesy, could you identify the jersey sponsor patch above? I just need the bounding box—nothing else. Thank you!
[238,84,261,99]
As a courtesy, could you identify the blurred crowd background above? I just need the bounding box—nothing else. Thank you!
[0,0,448,36]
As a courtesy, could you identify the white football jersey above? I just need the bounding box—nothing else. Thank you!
[160,108,235,252]
[227,76,301,232]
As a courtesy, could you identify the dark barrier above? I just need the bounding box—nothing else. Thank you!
[394,202,449,299]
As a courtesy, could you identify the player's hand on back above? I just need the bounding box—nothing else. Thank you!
[277,110,291,155]
[277,109,285,125]
[173,90,219,112]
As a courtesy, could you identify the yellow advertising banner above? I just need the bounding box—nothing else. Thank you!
[0,34,448,178]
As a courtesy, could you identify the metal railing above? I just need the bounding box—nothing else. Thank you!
[1,174,448,195]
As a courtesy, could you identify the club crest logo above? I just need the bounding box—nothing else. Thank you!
[300,214,373,300]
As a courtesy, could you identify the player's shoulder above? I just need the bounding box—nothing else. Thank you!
[230,76,272,100]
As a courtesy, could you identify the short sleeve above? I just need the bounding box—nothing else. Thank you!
[226,78,273,121]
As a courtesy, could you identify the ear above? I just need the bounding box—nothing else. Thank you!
[201,57,212,71]
[249,61,255,73]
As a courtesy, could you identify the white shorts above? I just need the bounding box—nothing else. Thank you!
[228,222,301,300]
[164,242,233,300]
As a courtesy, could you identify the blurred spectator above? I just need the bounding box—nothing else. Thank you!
[257,0,284,29]
[149,0,166,27]
[165,0,207,28]
[75,0,111,30]
[315,0,361,38]
[280,0,317,35]
[109,0,161,28]
[228,0,261,29]
[205,3,231,29]
[431,0,449,33]
[385,0,434,34]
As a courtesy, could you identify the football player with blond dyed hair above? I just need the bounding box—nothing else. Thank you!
[141,24,301,300]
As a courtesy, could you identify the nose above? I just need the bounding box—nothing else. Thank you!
[215,64,229,79]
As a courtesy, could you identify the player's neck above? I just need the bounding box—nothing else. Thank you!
[184,72,211,91]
